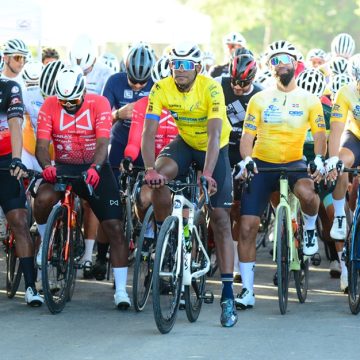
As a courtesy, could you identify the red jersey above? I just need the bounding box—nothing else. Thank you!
[124,97,178,161]
[37,94,112,164]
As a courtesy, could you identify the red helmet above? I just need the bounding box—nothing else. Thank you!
[229,53,257,81]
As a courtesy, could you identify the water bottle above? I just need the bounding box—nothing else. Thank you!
[183,218,191,252]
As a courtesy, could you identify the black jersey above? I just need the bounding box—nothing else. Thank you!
[220,77,263,148]
[0,79,24,156]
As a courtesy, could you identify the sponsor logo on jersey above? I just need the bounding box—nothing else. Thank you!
[288,111,303,116]
[11,86,20,94]
[124,89,133,99]
[110,200,119,206]
[353,105,360,119]
[59,109,93,131]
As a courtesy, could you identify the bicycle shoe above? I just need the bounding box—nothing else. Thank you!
[82,260,94,279]
[220,298,238,327]
[92,258,107,281]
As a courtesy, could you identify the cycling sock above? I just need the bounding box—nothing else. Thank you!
[302,213,317,230]
[333,198,346,217]
[97,242,109,262]
[81,239,95,263]
[239,262,255,292]
[328,241,339,261]
[221,273,234,301]
[20,256,36,289]
[233,241,240,273]
[338,251,347,275]
[37,223,47,240]
[113,267,128,293]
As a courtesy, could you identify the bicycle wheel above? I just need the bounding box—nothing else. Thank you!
[5,233,22,298]
[348,218,360,314]
[152,216,182,334]
[256,203,272,249]
[184,210,208,323]
[133,206,155,312]
[294,212,309,303]
[276,207,290,315]
[41,205,74,314]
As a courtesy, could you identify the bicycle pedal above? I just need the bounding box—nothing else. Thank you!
[311,253,321,266]
[203,291,214,304]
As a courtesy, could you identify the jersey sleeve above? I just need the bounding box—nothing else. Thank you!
[308,96,326,135]
[243,95,261,137]
[37,98,53,141]
[6,81,24,120]
[95,96,112,138]
[145,83,164,121]
[329,87,348,124]
[205,81,226,120]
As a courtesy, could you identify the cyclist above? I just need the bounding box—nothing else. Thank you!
[306,48,327,69]
[100,52,120,74]
[0,77,43,306]
[41,47,60,65]
[22,60,43,88]
[210,31,247,78]
[34,66,131,309]
[142,42,237,327]
[234,40,326,310]
[215,51,263,281]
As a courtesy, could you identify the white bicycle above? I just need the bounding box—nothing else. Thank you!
[152,176,211,334]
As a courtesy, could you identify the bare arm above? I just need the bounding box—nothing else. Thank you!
[92,137,109,165]
[313,131,327,157]
[8,117,23,159]
[35,138,52,169]
[240,132,255,160]
[141,119,159,169]
[328,121,345,157]
[203,118,222,175]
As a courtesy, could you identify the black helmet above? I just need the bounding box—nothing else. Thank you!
[229,54,257,82]
[126,44,154,82]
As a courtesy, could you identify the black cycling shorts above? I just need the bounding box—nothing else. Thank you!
[341,130,360,166]
[157,136,232,208]
[240,158,310,217]
[55,162,122,222]
[0,154,26,213]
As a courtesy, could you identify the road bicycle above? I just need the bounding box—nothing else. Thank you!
[152,176,211,334]
[247,165,314,314]
[38,174,91,314]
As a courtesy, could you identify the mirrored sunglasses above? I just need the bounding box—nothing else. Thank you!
[171,60,196,71]
[10,55,26,62]
[58,98,82,107]
[270,54,293,66]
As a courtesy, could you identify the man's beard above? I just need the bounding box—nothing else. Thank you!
[276,68,295,87]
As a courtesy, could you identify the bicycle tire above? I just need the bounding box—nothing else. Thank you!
[133,206,155,312]
[294,212,309,303]
[184,210,208,323]
[348,217,360,314]
[276,207,290,315]
[256,203,272,250]
[41,205,74,314]
[152,216,182,334]
[5,234,22,298]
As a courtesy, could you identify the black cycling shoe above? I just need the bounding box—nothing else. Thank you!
[82,260,94,279]
[92,258,107,281]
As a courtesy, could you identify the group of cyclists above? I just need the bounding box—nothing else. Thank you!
[0,29,359,328]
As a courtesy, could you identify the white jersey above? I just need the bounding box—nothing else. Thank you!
[23,86,44,132]
[86,61,112,95]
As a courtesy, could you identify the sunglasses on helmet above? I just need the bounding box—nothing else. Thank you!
[231,78,251,88]
[58,98,83,107]
[171,60,196,71]
[270,54,293,66]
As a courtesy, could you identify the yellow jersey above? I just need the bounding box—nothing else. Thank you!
[330,82,360,138]
[243,86,325,163]
[145,75,231,151]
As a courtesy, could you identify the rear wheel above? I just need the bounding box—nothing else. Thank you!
[5,233,22,298]
[276,207,290,315]
[42,205,74,314]
[152,216,182,334]
[184,211,208,323]
[133,206,155,312]
[348,218,360,314]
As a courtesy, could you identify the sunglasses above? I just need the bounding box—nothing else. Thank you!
[270,54,293,66]
[58,98,82,107]
[10,55,26,62]
[231,78,251,88]
[128,76,147,85]
[171,60,196,71]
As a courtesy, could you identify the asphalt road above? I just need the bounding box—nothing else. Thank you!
[1,241,360,360]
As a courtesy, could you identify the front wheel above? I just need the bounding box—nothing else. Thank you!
[184,211,208,323]
[348,218,360,314]
[276,207,290,315]
[42,205,74,314]
[152,216,182,334]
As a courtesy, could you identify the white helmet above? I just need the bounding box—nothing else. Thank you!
[255,69,275,88]
[55,66,86,100]
[100,52,120,73]
[0,51,4,72]
[223,32,247,47]
[331,33,355,59]
[69,35,96,72]
[151,56,170,82]
[348,54,360,81]
[40,60,66,97]
[2,38,29,56]
[169,42,202,63]
[266,40,298,63]
[202,51,215,67]
[306,48,327,62]
[329,73,352,95]
[329,56,348,75]
[22,60,43,87]
[296,69,326,98]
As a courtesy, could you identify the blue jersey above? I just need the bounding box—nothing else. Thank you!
[102,72,153,144]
